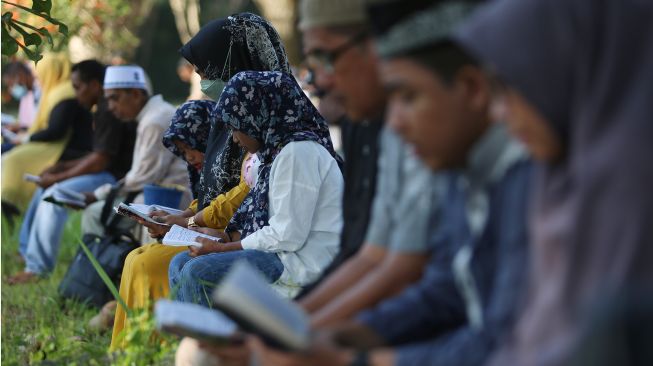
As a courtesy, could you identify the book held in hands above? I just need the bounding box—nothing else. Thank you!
[161,225,222,247]
[42,184,87,208]
[155,299,243,345]
[114,203,173,227]
[23,173,42,184]
[212,261,311,352]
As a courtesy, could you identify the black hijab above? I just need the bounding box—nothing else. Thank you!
[179,13,292,210]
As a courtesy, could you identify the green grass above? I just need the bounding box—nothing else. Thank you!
[1,213,176,365]
[1,213,111,365]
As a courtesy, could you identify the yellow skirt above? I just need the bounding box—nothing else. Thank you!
[1,140,66,209]
[110,243,187,350]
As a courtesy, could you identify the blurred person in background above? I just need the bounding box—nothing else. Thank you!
[2,53,92,213]
[7,60,137,285]
[177,58,205,100]
[80,65,190,238]
[1,60,40,135]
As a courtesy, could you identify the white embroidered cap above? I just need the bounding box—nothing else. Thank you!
[103,65,148,91]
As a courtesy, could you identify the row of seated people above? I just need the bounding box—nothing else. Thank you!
[5,1,652,365]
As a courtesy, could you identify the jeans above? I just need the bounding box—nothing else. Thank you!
[21,172,116,274]
[169,250,284,307]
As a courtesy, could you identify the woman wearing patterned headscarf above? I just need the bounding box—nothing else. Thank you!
[169,71,344,306]
[108,13,291,348]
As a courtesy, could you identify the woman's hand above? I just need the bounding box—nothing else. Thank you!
[187,228,240,257]
[138,218,171,239]
[189,227,229,240]
[139,213,190,239]
[153,213,190,227]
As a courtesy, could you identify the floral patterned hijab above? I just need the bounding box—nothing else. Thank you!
[162,100,215,198]
[222,71,340,237]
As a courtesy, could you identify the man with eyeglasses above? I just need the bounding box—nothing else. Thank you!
[295,0,439,328]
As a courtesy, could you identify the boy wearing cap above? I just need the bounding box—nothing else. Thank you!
[7,60,137,285]
[81,65,190,237]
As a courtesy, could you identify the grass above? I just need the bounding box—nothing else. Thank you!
[1,213,176,365]
[1,213,111,365]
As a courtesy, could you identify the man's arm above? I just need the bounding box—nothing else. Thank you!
[298,244,387,314]
[39,152,111,188]
[311,251,429,327]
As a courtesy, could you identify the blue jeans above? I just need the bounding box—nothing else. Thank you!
[21,172,116,274]
[169,250,284,307]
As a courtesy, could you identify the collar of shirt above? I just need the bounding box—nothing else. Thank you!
[459,123,527,238]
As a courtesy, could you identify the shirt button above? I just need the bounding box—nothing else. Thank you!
[362,179,370,188]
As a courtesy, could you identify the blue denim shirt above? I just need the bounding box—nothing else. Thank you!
[355,125,532,366]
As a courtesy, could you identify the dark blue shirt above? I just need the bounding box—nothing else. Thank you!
[356,126,532,366]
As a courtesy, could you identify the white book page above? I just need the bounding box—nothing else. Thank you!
[127,203,184,217]
[155,300,239,344]
[23,173,41,184]
[162,224,221,247]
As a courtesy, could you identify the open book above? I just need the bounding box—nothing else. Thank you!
[114,203,171,227]
[155,300,243,345]
[212,261,311,351]
[42,184,87,208]
[161,224,222,247]
[23,173,42,184]
[127,203,185,217]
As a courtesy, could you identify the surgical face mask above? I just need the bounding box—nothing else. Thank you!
[10,84,28,100]
[200,79,226,101]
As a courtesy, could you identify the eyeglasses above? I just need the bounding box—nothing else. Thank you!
[305,31,369,74]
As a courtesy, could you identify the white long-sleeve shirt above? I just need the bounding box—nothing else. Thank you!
[241,141,343,293]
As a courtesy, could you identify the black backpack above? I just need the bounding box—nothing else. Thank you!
[58,189,140,308]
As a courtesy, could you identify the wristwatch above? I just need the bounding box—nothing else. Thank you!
[187,216,199,228]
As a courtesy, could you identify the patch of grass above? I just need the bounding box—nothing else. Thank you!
[1,213,178,365]
[1,213,111,365]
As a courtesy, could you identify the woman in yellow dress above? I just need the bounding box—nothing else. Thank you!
[1,53,74,210]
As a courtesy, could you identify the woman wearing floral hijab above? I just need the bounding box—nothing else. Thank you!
[169,71,344,306]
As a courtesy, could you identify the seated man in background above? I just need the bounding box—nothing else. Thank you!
[81,65,190,238]
[7,60,137,284]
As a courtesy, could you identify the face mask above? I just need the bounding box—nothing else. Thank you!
[200,79,226,100]
[10,84,27,100]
